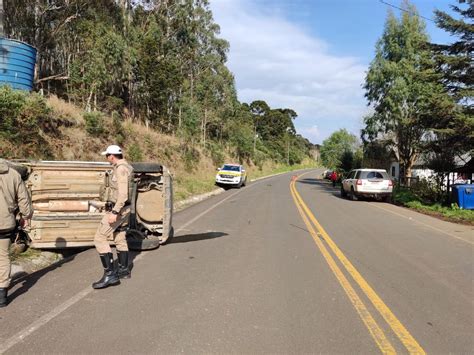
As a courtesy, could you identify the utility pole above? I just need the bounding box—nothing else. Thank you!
[286,128,290,165]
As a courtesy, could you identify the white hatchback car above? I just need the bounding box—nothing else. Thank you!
[341,169,393,202]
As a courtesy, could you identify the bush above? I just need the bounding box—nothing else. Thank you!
[409,178,445,204]
[0,86,26,139]
[392,187,419,205]
[84,111,105,136]
[128,143,143,162]
[206,142,225,167]
[0,86,54,158]
[181,145,200,171]
[0,86,51,142]
[102,96,124,114]
[111,111,125,145]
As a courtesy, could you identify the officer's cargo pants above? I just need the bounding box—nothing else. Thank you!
[0,238,11,288]
[94,206,130,254]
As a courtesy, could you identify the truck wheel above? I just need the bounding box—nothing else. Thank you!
[126,229,160,251]
[130,162,163,174]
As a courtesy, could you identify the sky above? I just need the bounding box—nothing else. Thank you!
[210,0,457,144]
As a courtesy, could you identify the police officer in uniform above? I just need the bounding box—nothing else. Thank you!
[92,145,134,289]
[0,159,33,307]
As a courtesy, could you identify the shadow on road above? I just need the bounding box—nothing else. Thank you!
[170,232,229,244]
[297,179,390,204]
[297,178,343,198]
[297,178,322,185]
[9,251,79,304]
[300,179,385,203]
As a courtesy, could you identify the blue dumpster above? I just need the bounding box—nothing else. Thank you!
[452,184,474,210]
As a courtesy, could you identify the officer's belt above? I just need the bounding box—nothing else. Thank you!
[106,201,131,212]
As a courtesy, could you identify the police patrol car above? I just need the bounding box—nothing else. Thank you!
[215,163,247,189]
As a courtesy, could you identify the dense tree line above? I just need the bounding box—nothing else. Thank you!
[362,0,473,179]
[3,0,314,164]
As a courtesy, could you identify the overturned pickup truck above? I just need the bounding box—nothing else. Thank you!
[10,160,173,251]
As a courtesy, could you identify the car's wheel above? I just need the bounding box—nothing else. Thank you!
[126,229,160,251]
[382,195,392,203]
[242,177,247,187]
[350,187,358,201]
[341,186,347,198]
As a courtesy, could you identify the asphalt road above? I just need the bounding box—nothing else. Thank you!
[0,169,472,354]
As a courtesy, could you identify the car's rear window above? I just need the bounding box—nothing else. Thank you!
[222,165,240,172]
[359,171,389,179]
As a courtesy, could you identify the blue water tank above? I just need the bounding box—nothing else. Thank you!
[0,38,37,91]
[452,184,474,210]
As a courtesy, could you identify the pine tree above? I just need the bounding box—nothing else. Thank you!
[428,0,474,171]
[432,1,473,105]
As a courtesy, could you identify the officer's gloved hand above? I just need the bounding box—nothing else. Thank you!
[108,213,118,225]
[19,218,31,229]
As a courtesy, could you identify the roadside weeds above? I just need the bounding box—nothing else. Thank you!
[392,188,474,226]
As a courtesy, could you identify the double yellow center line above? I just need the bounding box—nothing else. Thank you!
[290,175,425,354]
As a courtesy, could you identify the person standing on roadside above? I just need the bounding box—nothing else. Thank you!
[92,145,134,289]
[0,159,33,307]
[330,170,338,188]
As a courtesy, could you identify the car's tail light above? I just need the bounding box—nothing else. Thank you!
[356,179,362,185]
[388,180,393,187]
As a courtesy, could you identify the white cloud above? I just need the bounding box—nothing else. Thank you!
[298,125,321,143]
[211,0,368,143]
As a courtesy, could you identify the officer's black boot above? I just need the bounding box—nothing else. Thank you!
[0,288,7,307]
[92,253,120,289]
[117,251,131,279]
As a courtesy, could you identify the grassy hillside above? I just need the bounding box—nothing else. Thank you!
[0,90,317,202]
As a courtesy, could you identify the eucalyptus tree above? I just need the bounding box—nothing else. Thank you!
[364,2,443,179]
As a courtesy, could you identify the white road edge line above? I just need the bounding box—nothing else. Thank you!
[0,176,276,354]
[366,202,474,245]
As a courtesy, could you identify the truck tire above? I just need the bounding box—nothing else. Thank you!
[160,226,174,245]
[126,229,161,251]
[131,162,163,174]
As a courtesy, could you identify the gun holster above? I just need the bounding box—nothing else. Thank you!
[105,201,115,212]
